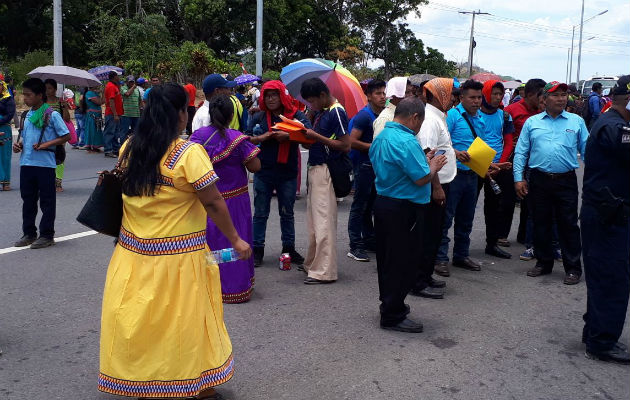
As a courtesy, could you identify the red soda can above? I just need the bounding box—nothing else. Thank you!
[279,253,292,270]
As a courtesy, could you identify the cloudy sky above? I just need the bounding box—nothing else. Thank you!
[403,0,629,82]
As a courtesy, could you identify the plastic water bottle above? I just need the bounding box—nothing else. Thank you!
[212,248,240,263]
[253,124,263,136]
[489,177,502,195]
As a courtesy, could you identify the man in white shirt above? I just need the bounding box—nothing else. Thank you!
[192,74,238,133]
[411,78,457,298]
[372,77,413,138]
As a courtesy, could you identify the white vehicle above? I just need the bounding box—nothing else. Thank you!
[580,76,618,96]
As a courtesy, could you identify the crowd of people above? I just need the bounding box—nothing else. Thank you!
[0,66,628,398]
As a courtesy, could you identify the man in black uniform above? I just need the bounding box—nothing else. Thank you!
[581,75,630,364]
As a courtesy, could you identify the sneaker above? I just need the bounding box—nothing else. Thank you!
[520,247,535,261]
[282,246,305,265]
[253,247,264,267]
[347,248,370,262]
[14,235,37,247]
[30,237,55,249]
[554,248,562,262]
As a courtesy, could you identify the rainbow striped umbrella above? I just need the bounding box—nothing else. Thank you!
[281,58,367,118]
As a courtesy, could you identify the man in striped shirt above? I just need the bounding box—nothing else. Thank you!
[121,75,142,138]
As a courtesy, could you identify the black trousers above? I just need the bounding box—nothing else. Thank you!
[581,204,630,352]
[529,169,582,274]
[20,166,56,239]
[414,183,450,291]
[374,195,426,326]
[187,106,196,134]
[477,170,514,247]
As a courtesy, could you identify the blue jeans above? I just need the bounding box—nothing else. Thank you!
[74,112,85,146]
[252,174,297,248]
[103,115,125,153]
[120,116,139,139]
[437,170,479,262]
[348,162,375,250]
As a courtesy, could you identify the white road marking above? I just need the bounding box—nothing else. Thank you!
[0,230,98,255]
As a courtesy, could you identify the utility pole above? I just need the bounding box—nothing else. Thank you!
[53,0,63,66]
[569,26,575,83]
[459,10,489,77]
[255,0,263,77]
[565,48,570,83]
[576,0,585,85]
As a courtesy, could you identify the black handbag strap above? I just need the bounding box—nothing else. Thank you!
[37,109,56,154]
[457,108,477,139]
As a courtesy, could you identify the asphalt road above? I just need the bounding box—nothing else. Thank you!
[0,140,628,400]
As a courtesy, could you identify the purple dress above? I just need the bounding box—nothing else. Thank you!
[190,126,260,303]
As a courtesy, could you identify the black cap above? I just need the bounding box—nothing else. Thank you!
[611,75,630,96]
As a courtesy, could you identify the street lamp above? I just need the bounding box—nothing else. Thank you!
[567,37,594,83]
[576,5,608,84]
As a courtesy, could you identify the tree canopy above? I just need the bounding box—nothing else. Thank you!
[0,0,457,81]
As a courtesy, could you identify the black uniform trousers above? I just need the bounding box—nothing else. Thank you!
[20,166,56,239]
[374,195,426,326]
[414,183,450,291]
[581,203,630,352]
[477,170,514,247]
[529,168,582,274]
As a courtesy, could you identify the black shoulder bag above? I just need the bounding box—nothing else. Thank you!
[324,106,353,198]
[36,110,66,165]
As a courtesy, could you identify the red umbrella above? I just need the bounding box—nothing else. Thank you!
[469,72,503,83]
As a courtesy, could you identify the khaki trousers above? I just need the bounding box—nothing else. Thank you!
[304,164,338,281]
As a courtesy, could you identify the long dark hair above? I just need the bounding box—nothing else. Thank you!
[79,87,88,113]
[122,83,187,197]
[208,94,234,138]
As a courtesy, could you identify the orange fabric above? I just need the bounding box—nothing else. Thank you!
[184,84,197,107]
[423,78,453,112]
[482,80,501,104]
[260,80,298,164]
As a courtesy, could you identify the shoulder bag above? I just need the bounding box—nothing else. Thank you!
[324,105,353,198]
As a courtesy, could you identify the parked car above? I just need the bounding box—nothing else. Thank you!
[580,76,618,96]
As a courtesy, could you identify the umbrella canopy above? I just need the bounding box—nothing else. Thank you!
[234,73,259,85]
[409,74,436,87]
[88,65,124,81]
[28,66,101,87]
[502,80,521,90]
[281,58,366,118]
[469,72,503,83]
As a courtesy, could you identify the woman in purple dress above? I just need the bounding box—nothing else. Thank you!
[190,94,261,303]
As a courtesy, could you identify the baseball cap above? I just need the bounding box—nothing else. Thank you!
[202,74,237,94]
[126,75,135,82]
[136,77,146,85]
[543,81,568,94]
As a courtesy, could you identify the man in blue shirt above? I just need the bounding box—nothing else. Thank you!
[347,79,386,262]
[12,78,70,249]
[513,81,588,285]
[587,82,603,127]
[300,78,351,284]
[479,80,515,259]
[370,97,447,333]
[435,79,485,277]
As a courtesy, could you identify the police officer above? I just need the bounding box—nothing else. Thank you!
[581,75,630,364]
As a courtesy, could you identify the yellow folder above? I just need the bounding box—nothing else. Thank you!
[462,137,497,178]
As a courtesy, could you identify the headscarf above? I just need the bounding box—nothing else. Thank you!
[423,78,453,112]
[385,77,408,99]
[0,81,10,101]
[482,79,504,111]
[259,80,298,164]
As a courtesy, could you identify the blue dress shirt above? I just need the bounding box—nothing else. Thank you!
[369,121,431,205]
[513,110,588,182]
[446,103,486,170]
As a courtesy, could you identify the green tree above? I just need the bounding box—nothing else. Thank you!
[8,50,53,84]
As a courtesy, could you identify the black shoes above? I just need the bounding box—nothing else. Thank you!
[497,238,510,247]
[452,257,481,271]
[586,343,630,364]
[14,235,37,247]
[282,246,305,265]
[30,237,55,249]
[303,277,334,285]
[428,276,446,288]
[527,266,552,277]
[253,247,264,267]
[434,261,450,277]
[410,286,444,299]
[381,318,424,333]
[563,273,581,285]
[485,245,512,259]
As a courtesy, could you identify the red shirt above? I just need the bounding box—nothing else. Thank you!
[504,99,540,140]
[184,83,197,107]
[104,81,124,116]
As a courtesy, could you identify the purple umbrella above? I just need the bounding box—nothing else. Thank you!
[234,74,259,85]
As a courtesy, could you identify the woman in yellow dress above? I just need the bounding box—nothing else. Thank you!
[98,83,251,399]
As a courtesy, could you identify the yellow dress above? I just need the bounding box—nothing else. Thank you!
[98,139,233,398]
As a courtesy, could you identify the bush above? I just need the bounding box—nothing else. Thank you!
[8,50,53,85]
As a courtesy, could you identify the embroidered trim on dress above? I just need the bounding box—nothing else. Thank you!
[164,141,195,170]
[118,226,206,256]
[222,277,255,303]
[220,185,248,200]
[242,146,261,164]
[210,135,249,164]
[192,170,219,191]
[98,354,234,398]
[157,174,174,187]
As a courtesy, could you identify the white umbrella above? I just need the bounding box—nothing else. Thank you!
[28,65,101,87]
[503,80,522,90]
